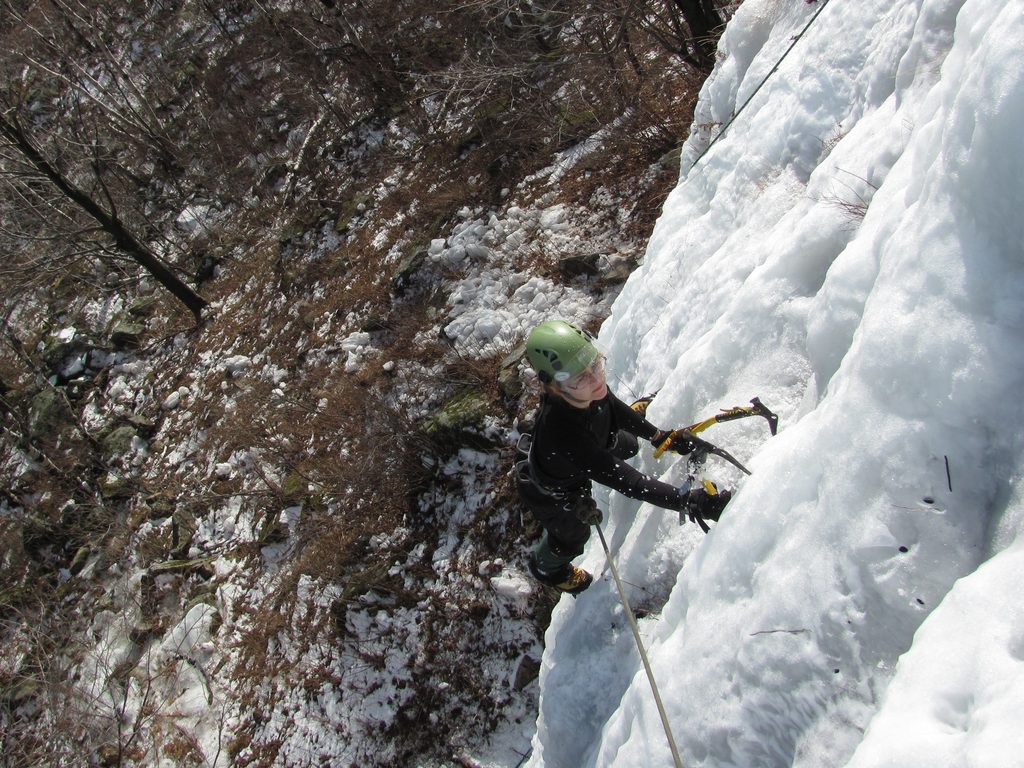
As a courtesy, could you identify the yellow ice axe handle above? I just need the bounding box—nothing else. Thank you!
[653,428,692,460]
[653,397,778,460]
[688,397,779,437]
[655,432,753,475]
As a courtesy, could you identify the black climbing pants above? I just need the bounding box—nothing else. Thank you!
[518,430,639,578]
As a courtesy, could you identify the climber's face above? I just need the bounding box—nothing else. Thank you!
[559,353,607,403]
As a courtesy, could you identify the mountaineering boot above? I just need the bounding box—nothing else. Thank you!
[529,558,594,596]
[553,565,594,596]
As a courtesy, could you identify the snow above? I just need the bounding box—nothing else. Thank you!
[439,200,608,356]
[221,354,252,375]
[38,1,1024,765]
[489,568,533,605]
[528,1,1024,767]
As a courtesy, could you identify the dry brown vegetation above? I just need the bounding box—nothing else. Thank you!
[0,0,736,764]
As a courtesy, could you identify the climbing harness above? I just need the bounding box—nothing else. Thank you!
[515,431,583,499]
[597,523,684,768]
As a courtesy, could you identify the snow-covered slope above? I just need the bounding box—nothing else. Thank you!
[528,1,1024,766]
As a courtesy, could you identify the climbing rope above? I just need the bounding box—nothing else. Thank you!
[686,0,835,175]
[596,524,684,768]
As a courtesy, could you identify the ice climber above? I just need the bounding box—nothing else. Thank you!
[516,319,731,595]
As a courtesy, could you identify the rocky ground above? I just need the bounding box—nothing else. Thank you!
[0,3,729,764]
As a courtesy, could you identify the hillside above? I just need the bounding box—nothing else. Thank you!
[0,2,733,766]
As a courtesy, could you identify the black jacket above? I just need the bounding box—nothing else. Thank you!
[530,390,690,512]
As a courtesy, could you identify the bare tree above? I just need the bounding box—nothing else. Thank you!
[0,111,208,321]
[670,0,725,69]
[0,0,214,323]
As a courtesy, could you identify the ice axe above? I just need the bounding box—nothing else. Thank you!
[683,396,778,438]
[653,397,779,474]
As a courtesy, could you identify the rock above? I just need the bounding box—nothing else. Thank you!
[601,259,634,285]
[41,333,88,381]
[110,320,145,349]
[222,355,252,376]
[127,296,159,317]
[28,387,70,439]
[102,424,138,456]
[392,246,429,295]
[69,545,91,575]
[150,556,216,578]
[514,655,541,691]
[659,146,683,174]
[498,342,527,401]
[143,490,176,519]
[171,507,198,558]
[423,389,491,448]
[557,252,601,277]
[100,473,131,499]
[257,507,291,544]
[125,414,157,437]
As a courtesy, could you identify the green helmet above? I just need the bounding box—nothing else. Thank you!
[525,320,599,382]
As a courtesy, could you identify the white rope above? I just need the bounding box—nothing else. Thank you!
[596,524,684,768]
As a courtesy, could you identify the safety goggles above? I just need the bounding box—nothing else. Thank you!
[559,354,606,392]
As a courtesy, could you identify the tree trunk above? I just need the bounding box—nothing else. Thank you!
[672,0,723,70]
[0,115,209,322]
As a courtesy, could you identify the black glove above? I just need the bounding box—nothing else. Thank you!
[680,483,732,531]
[689,485,731,520]
[568,495,603,525]
[652,429,696,456]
